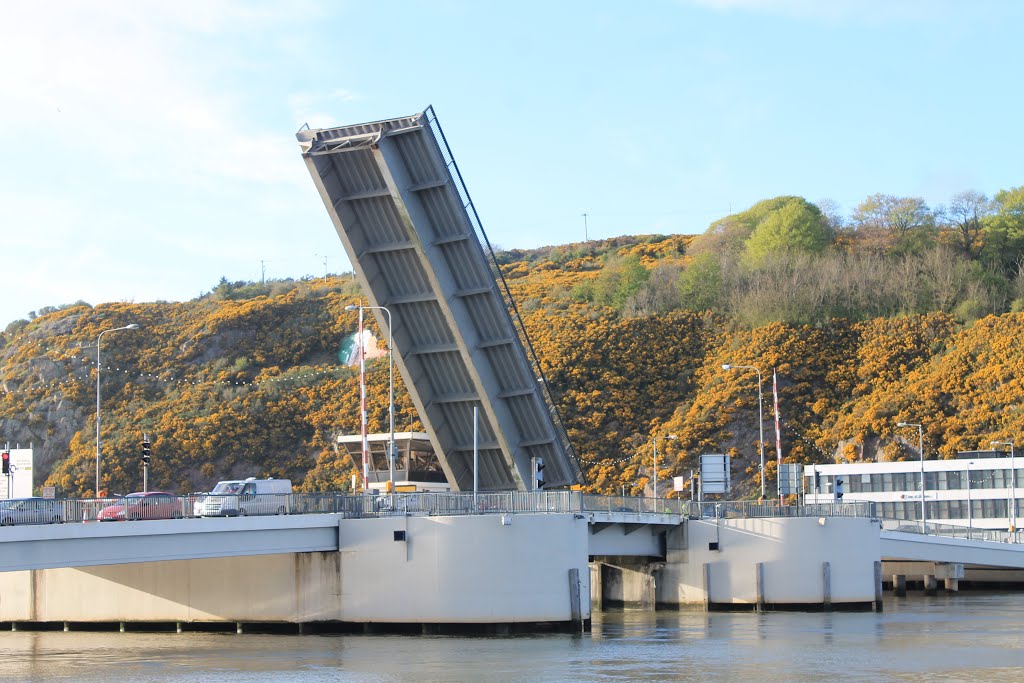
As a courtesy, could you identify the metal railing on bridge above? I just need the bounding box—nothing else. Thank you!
[0,492,879,528]
[880,518,1023,544]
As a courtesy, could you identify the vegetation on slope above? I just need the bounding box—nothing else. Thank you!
[2,185,1024,499]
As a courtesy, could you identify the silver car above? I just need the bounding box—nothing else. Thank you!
[0,497,64,526]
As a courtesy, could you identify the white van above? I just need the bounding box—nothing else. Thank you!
[193,478,292,517]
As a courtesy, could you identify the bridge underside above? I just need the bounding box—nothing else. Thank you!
[297,108,581,491]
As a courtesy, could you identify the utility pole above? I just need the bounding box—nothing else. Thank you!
[315,254,329,283]
[581,213,589,242]
[260,260,267,286]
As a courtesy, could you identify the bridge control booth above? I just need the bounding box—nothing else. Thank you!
[337,432,450,493]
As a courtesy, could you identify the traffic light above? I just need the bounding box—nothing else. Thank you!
[814,469,821,492]
[835,478,845,500]
[532,457,546,490]
[141,436,151,465]
[1,451,9,475]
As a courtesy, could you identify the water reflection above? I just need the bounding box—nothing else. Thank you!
[1,594,1023,682]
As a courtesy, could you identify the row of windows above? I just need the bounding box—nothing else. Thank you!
[808,469,1024,494]
[877,498,1024,521]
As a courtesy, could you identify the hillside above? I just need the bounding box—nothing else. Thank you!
[4,187,1024,498]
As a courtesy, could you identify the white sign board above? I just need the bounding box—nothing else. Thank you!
[699,454,730,494]
[1,448,34,500]
[673,476,685,492]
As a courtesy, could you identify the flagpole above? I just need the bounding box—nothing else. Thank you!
[773,368,783,504]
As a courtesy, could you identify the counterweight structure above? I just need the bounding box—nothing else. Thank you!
[297,107,583,491]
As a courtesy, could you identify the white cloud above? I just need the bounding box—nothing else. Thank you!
[288,89,364,130]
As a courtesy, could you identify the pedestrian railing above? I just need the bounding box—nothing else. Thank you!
[1,492,883,528]
[880,517,1023,544]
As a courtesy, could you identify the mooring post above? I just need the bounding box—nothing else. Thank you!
[755,562,765,612]
[702,563,712,611]
[568,567,583,632]
[822,561,832,610]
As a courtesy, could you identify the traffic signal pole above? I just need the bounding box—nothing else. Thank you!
[142,434,152,493]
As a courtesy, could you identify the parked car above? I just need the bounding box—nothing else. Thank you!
[97,492,183,521]
[194,478,292,517]
[0,497,64,526]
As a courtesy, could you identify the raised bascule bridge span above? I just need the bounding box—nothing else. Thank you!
[297,107,582,492]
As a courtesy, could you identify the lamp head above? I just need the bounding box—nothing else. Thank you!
[722,364,732,370]
[344,305,359,312]
[897,422,909,427]
[126,324,140,330]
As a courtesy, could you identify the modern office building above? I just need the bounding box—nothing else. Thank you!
[804,451,1021,531]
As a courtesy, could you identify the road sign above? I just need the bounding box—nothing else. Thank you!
[42,486,56,499]
[779,463,802,495]
[700,454,731,494]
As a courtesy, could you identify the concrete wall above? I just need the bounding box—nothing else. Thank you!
[590,559,659,609]
[0,553,337,623]
[337,513,589,623]
[656,516,880,607]
[0,513,590,625]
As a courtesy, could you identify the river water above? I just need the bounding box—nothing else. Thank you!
[2,593,1024,682]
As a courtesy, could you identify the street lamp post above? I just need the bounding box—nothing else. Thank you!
[991,439,1016,533]
[651,434,677,504]
[896,422,926,532]
[345,304,395,494]
[723,364,765,498]
[95,323,139,496]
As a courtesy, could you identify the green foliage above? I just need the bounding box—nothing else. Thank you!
[678,253,723,313]
[742,198,831,267]
[587,254,651,309]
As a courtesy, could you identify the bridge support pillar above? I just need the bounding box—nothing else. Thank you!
[892,574,906,597]
[874,561,883,612]
[923,574,937,595]
[944,578,959,592]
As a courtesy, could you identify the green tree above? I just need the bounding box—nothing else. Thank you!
[851,193,935,253]
[983,186,1024,270]
[678,253,724,313]
[743,198,831,267]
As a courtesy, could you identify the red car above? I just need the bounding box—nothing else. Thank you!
[97,492,182,521]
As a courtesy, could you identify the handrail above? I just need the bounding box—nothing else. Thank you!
[0,492,883,527]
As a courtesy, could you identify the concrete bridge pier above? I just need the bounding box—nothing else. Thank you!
[944,578,959,592]
[590,558,660,609]
[923,574,937,595]
[892,574,907,596]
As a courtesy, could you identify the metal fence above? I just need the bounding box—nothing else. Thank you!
[880,517,1023,544]
[1,492,882,528]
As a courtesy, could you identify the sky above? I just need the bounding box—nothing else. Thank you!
[1,0,1022,328]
